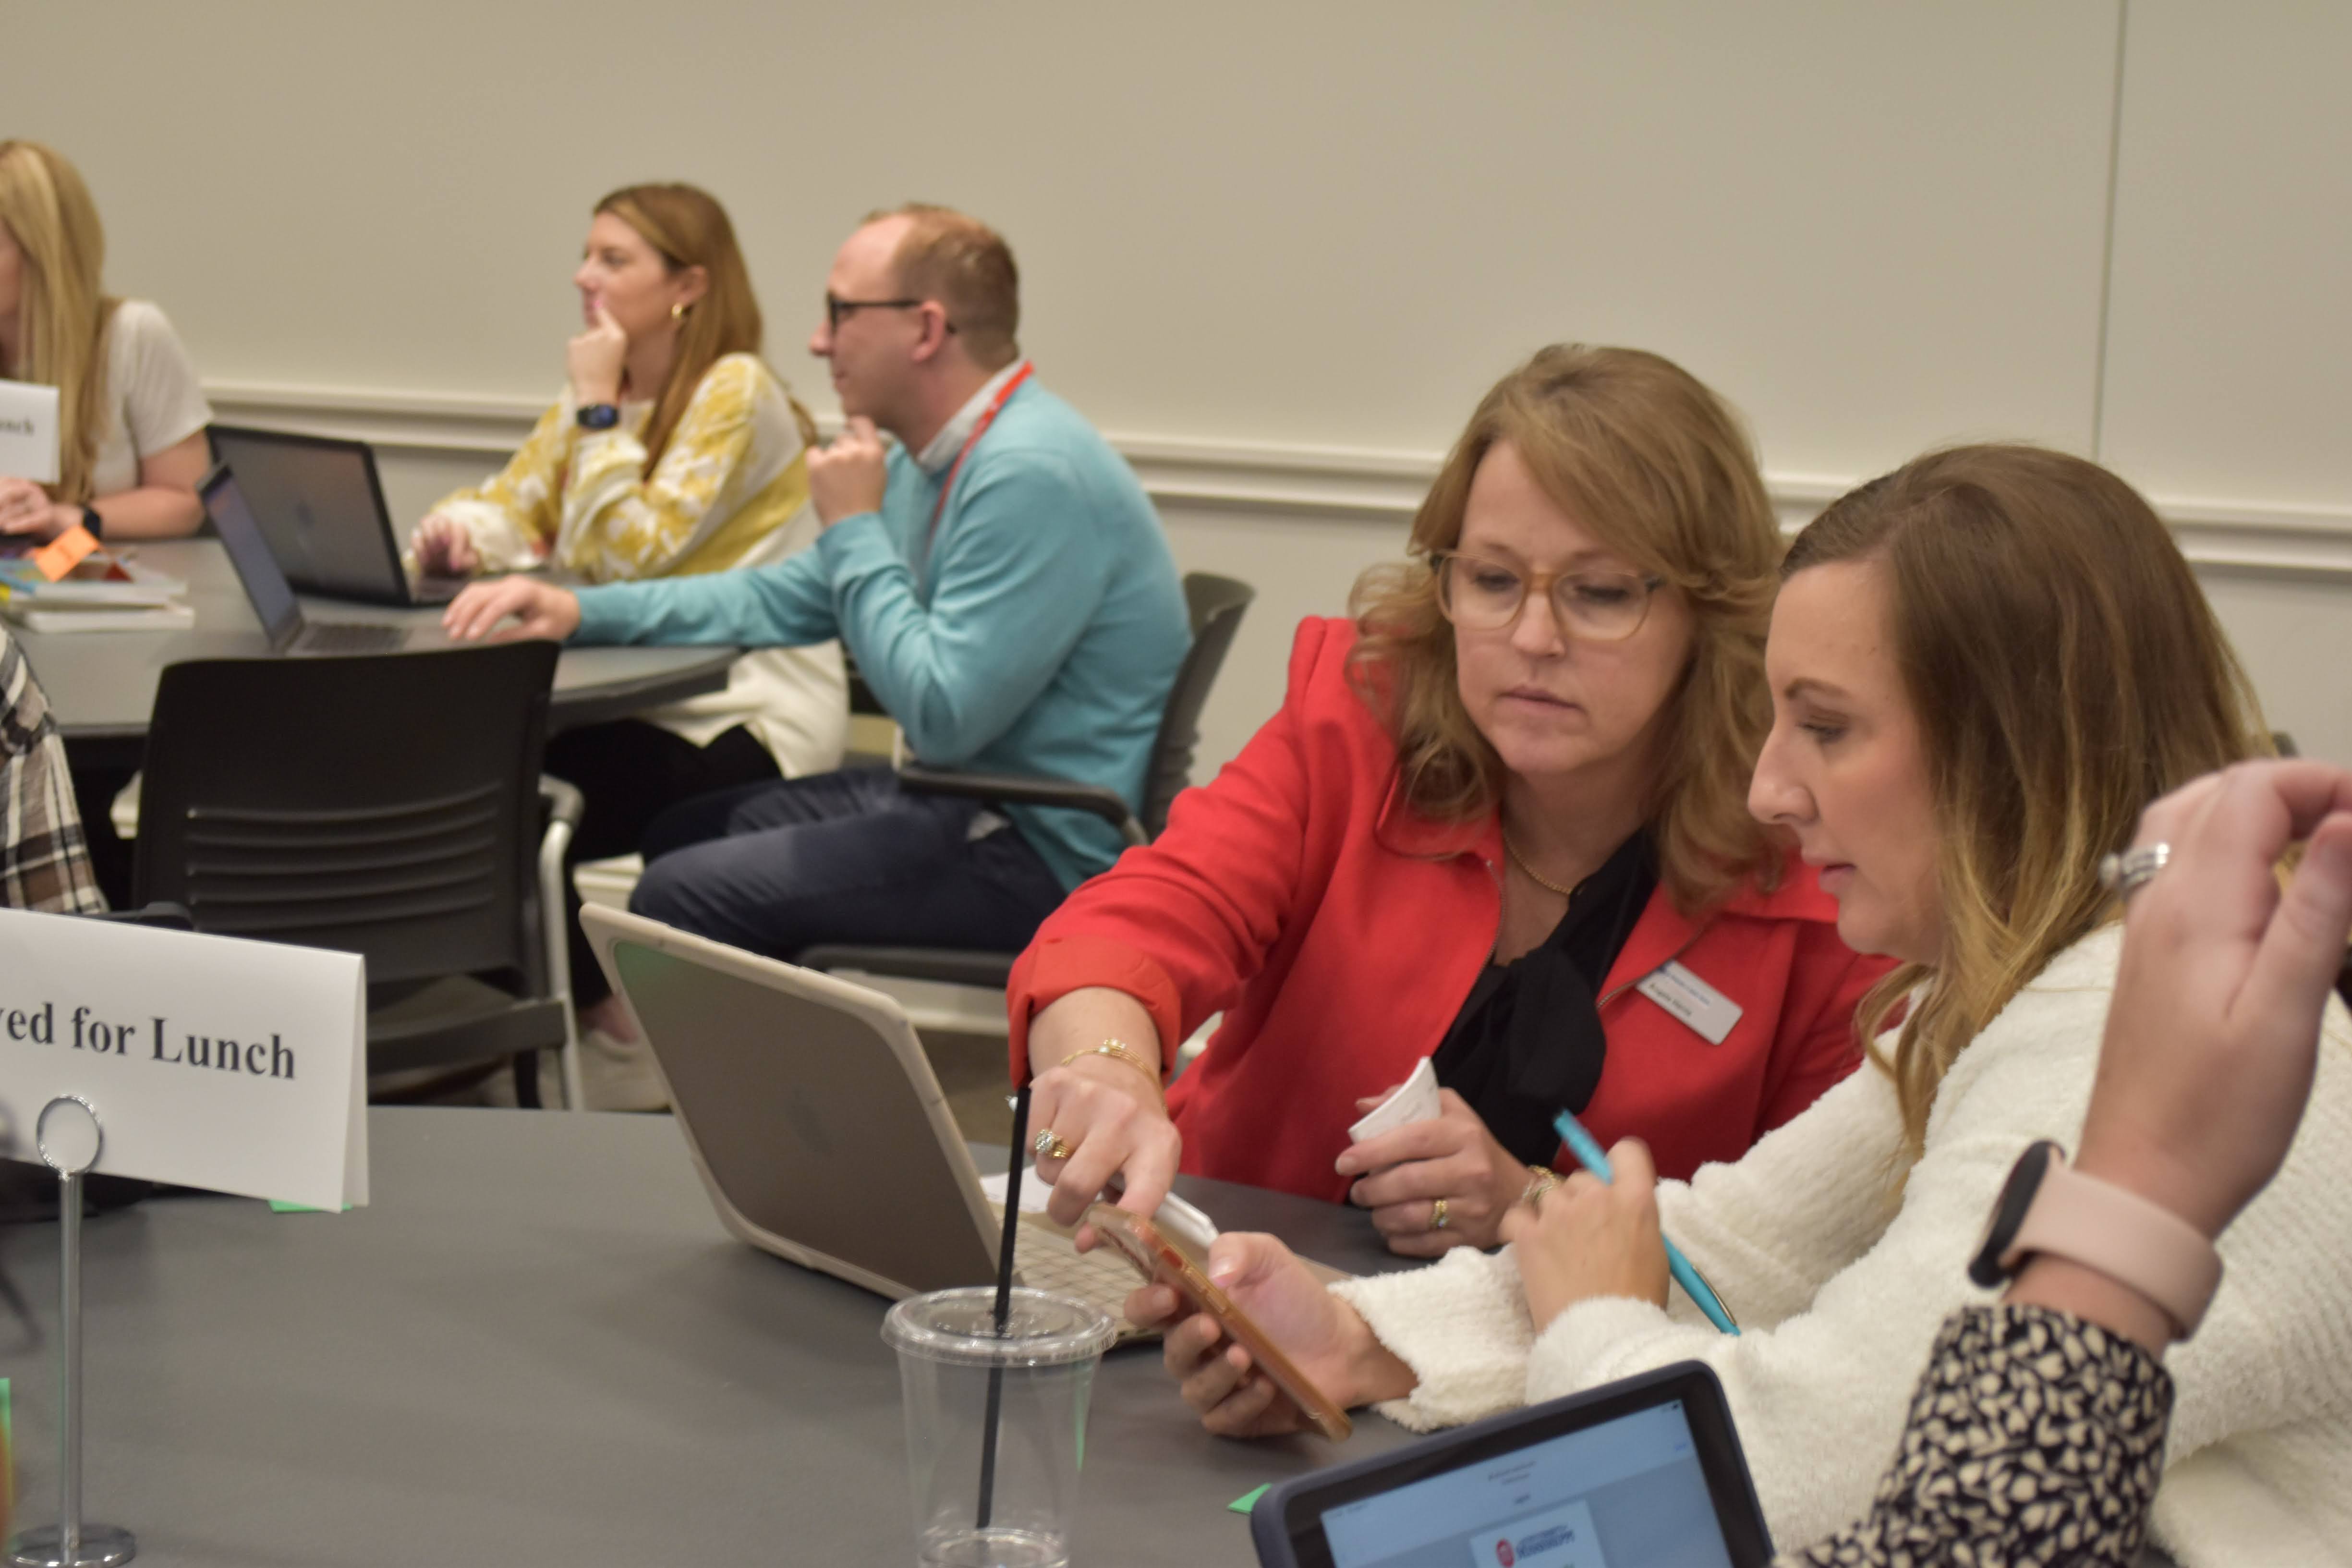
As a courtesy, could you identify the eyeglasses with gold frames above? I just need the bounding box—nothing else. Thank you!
[1431,551,1664,642]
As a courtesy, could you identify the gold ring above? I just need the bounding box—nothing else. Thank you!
[1430,1196,1450,1231]
[1032,1129,1074,1162]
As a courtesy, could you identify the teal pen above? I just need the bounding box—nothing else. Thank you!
[1551,1111,1740,1336]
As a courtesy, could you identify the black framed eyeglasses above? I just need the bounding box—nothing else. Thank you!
[824,293,955,333]
[1431,550,1664,642]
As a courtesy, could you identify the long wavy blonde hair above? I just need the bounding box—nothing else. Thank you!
[1785,445,2271,1162]
[1350,344,1785,914]
[0,140,120,505]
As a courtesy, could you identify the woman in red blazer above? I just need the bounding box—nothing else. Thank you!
[1012,346,1891,1255]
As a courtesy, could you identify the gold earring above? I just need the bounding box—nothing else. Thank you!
[671,302,688,321]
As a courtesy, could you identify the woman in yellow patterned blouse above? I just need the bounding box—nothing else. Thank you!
[413,183,847,1091]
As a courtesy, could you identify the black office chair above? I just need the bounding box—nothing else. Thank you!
[800,571,1255,990]
[131,642,586,1107]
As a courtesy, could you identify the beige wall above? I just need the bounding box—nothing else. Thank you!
[14,0,2349,766]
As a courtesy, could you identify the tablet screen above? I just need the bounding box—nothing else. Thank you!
[1315,1398,1733,1568]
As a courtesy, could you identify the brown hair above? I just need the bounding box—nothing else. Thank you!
[1785,444,2270,1161]
[866,203,1021,370]
[1350,344,1785,913]
[0,140,121,504]
[593,183,810,472]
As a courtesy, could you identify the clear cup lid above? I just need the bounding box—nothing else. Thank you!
[883,1287,1116,1368]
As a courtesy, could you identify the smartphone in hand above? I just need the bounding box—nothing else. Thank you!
[1084,1202,1354,1441]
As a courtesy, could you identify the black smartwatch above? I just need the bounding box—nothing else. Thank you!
[1967,1140,2061,1289]
[81,504,104,540]
[575,403,621,431]
[1967,1138,2223,1338]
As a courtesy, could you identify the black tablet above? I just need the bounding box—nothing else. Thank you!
[1251,1361,1773,1568]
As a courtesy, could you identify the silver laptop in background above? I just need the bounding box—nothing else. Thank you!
[206,425,467,607]
[582,904,1155,1328]
[201,466,413,656]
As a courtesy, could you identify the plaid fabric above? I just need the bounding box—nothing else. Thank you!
[0,626,106,914]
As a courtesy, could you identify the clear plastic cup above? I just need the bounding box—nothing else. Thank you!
[882,1287,1117,1568]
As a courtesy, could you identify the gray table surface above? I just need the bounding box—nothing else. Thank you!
[0,1106,1421,1567]
[12,540,739,758]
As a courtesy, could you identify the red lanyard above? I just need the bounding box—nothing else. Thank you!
[927,361,1034,545]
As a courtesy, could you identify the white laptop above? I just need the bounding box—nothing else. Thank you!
[581,904,1189,1335]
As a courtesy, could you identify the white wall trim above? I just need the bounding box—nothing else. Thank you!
[205,379,2352,580]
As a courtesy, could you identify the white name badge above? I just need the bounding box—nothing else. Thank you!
[1634,959,1744,1045]
[0,908,367,1211]
[0,379,62,484]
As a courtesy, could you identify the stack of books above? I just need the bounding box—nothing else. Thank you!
[0,554,194,632]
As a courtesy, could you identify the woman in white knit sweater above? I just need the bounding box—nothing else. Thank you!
[1135,445,2352,1566]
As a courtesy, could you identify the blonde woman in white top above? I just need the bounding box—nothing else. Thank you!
[1134,446,2352,1566]
[0,140,215,906]
[0,140,210,543]
[413,183,846,1082]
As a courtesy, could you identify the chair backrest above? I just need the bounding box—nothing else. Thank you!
[132,642,560,986]
[1137,572,1255,839]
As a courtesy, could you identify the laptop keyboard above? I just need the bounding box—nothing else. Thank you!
[996,1208,1158,1341]
[296,621,409,655]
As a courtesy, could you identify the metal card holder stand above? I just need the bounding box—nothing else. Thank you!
[8,1096,136,1568]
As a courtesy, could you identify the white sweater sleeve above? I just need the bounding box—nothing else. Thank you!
[1652,1056,1910,1330]
[2147,1005,2352,1568]
[1331,936,2352,1565]
[1328,1246,1534,1432]
[1529,977,2111,1548]
[1340,936,2120,1548]
[1328,1038,1918,1432]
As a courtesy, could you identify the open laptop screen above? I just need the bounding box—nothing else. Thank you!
[207,426,404,602]
[202,467,303,647]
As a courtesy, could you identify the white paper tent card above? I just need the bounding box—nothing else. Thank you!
[0,379,62,484]
[0,908,367,1211]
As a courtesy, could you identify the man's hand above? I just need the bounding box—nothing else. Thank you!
[807,416,888,527]
[1336,1089,1535,1255]
[442,577,582,643]
[1500,1137,1671,1333]
[412,514,480,577]
[567,303,628,408]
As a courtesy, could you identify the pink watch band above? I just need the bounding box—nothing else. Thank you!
[2001,1151,2224,1339]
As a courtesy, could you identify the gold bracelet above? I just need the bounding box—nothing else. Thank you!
[1058,1039,1163,1095]
[1520,1164,1562,1208]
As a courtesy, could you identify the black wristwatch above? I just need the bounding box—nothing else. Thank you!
[575,402,621,431]
[1967,1140,2062,1289]
[81,504,103,540]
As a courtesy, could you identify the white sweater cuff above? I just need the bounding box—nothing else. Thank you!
[1330,1248,1534,1432]
[1525,1294,1675,1407]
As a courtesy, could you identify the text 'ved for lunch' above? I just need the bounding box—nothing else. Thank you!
[3,1002,296,1080]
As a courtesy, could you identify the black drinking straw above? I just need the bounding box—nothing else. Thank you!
[977,1082,1032,1530]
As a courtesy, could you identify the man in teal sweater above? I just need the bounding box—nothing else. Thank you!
[447,205,1188,1042]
